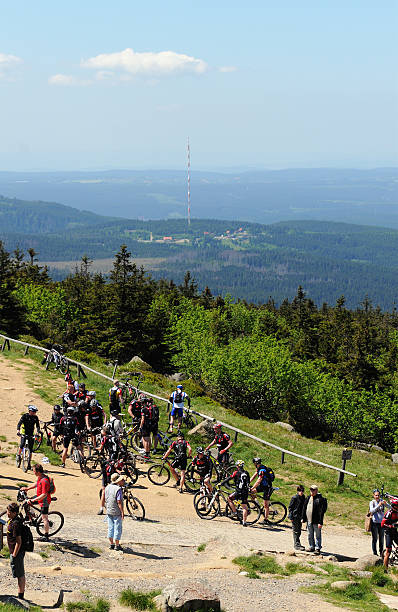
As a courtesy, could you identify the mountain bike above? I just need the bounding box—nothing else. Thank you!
[43,346,69,375]
[16,434,34,472]
[123,482,145,520]
[194,483,262,525]
[252,487,287,525]
[147,458,182,486]
[130,428,176,454]
[121,372,144,405]
[0,490,65,537]
[184,453,235,493]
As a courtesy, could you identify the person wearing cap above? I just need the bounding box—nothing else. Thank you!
[302,485,328,555]
[6,501,25,599]
[104,472,125,551]
[288,485,306,550]
[167,385,190,433]
[368,489,385,557]
[16,405,41,470]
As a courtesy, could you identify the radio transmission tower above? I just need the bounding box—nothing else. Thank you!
[187,138,191,227]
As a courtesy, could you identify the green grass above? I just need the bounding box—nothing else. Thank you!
[0,435,7,442]
[197,543,207,552]
[89,547,103,554]
[0,452,9,458]
[0,606,42,612]
[39,550,49,559]
[0,547,10,559]
[65,599,110,612]
[2,343,398,529]
[307,580,388,611]
[118,589,161,611]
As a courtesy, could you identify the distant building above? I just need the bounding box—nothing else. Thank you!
[163,236,172,241]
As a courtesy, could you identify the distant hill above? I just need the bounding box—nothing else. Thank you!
[1,196,398,310]
[0,167,397,227]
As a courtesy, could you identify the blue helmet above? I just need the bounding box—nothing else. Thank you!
[176,384,183,390]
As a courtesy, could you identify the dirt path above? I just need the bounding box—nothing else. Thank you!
[0,355,370,610]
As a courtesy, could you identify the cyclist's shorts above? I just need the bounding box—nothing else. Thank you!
[10,551,25,578]
[229,490,249,505]
[40,503,49,515]
[171,407,183,418]
[172,456,188,471]
[384,528,398,551]
[217,452,230,464]
[141,428,151,439]
[257,484,272,501]
[150,424,159,435]
[53,426,61,437]
[19,435,34,450]
[63,435,79,448]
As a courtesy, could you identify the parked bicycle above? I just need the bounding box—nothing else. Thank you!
[43,346,69,375]
[121,372,144,405]
[194,483,262,525]
[0,490,64,537]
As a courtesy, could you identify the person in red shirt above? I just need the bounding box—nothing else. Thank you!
[22,464,51,541]
[381,497,398,569]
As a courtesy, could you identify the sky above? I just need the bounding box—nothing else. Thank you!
[0,1,397,171]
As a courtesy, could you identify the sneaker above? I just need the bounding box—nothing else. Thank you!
[61,463,65,468]
[17,594,24,600]
[38,535,49,542]
[179,489,183,494]
[115,545,123,551]
[109,544,115,550]
[241,522,247,527]
[306,547,315,552]
[27,464,31,471]
[314,549,321,555]
[294,545,306,551]
[97,507,104,515]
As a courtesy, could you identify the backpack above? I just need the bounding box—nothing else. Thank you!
[109,387,119,409]
[151,404,159,424]
[173,391,183,404]
[237,470,250,492]
[265,467,275,483]
[20,521,34,552]
[43,475,56,494]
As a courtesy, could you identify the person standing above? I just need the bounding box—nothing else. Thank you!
[302,485,328,555]
[6,502,25,599]
[22,464,51,541]
[16,405,41,470]
[109,380,123,417]
[168,385,190,432]
[288,485,305,550]
[104,473,125,551]
[368,489,385,557]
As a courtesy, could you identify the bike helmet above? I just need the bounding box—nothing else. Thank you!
[77,400,86,408]
[176,384,183,389]
[253,457,261,464]
[235,459,245,468]
[90,399,98,407]
[390,497,398,509]
[27,405,38,412]
[213,422,222,430]
[67,406,75,413]
[87,391,96,398]
[196,446,204,454]
[177,432,185,439]
[53,404,61,411]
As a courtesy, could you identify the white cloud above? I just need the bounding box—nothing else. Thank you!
[81,48,208,76]
[48,74,91,86]
[219,66,237,73]
[0,53,22,80]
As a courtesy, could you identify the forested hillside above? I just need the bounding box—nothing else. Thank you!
[1,197,398,309]
[1,241,398,453]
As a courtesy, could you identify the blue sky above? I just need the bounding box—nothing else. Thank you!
[0,1,396,171]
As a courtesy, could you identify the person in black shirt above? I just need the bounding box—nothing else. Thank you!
[191,447,213,494]
[49,404,63,451]
[62,383,77,415]
[60,407,80,468]
[205,422,233,465]
[288,485,306,550]
[163,433,192,494]
[6,502,25,599]
[16,405,40,469]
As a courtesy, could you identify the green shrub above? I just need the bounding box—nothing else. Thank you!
[118,589,161,611]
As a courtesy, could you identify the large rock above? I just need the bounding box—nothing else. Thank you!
[275,422,295,432]
[127,356,152,371]
[353,554,383,570]
[188,420,214,438]
[155,579,220,611]
[169,373,186,382]
[0,595,29,609]
[392,453,398,464]
[331,581,353,590]
[376,592,398,609]
[24,590,63,608]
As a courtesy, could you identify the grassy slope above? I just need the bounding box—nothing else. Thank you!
[1,343,397,530]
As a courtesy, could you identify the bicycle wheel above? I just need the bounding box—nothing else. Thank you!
[194,494,220,520]
[147,463,171,486]
[131,432,143,452]
[84,454,102,479]
[216,465,235,490]
[184,466,201,493]
[36,511,64,536]
[32,432,43,452]
[125,493,145,521]
[245,500,262,525]
[267,501,287,525]
[124,465,139,485]
[59,357,69,375]
[22,447,31,472]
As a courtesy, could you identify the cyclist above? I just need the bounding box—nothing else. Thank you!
[139,396,155,459]
[21,464,52,541]
[148,398,160,453]
[382,497,398,569]
[16,405,41,470]
[76,382,87,401]
[85,398,106,449]
[168,385,190,432]
[60,406,81,468]
[65,372,79,392]
[49,404,63,451]
[162,432,192,494]
[250,457,275,523]
[109,380,123,416]
[62,382,77,415]
[205,422,233,465]
[226,459,250,527]
[128,396,142,427]
[191,447,213,494]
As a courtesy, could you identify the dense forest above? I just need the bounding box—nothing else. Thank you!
[1,197,398,309]
[1,240,398,452]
